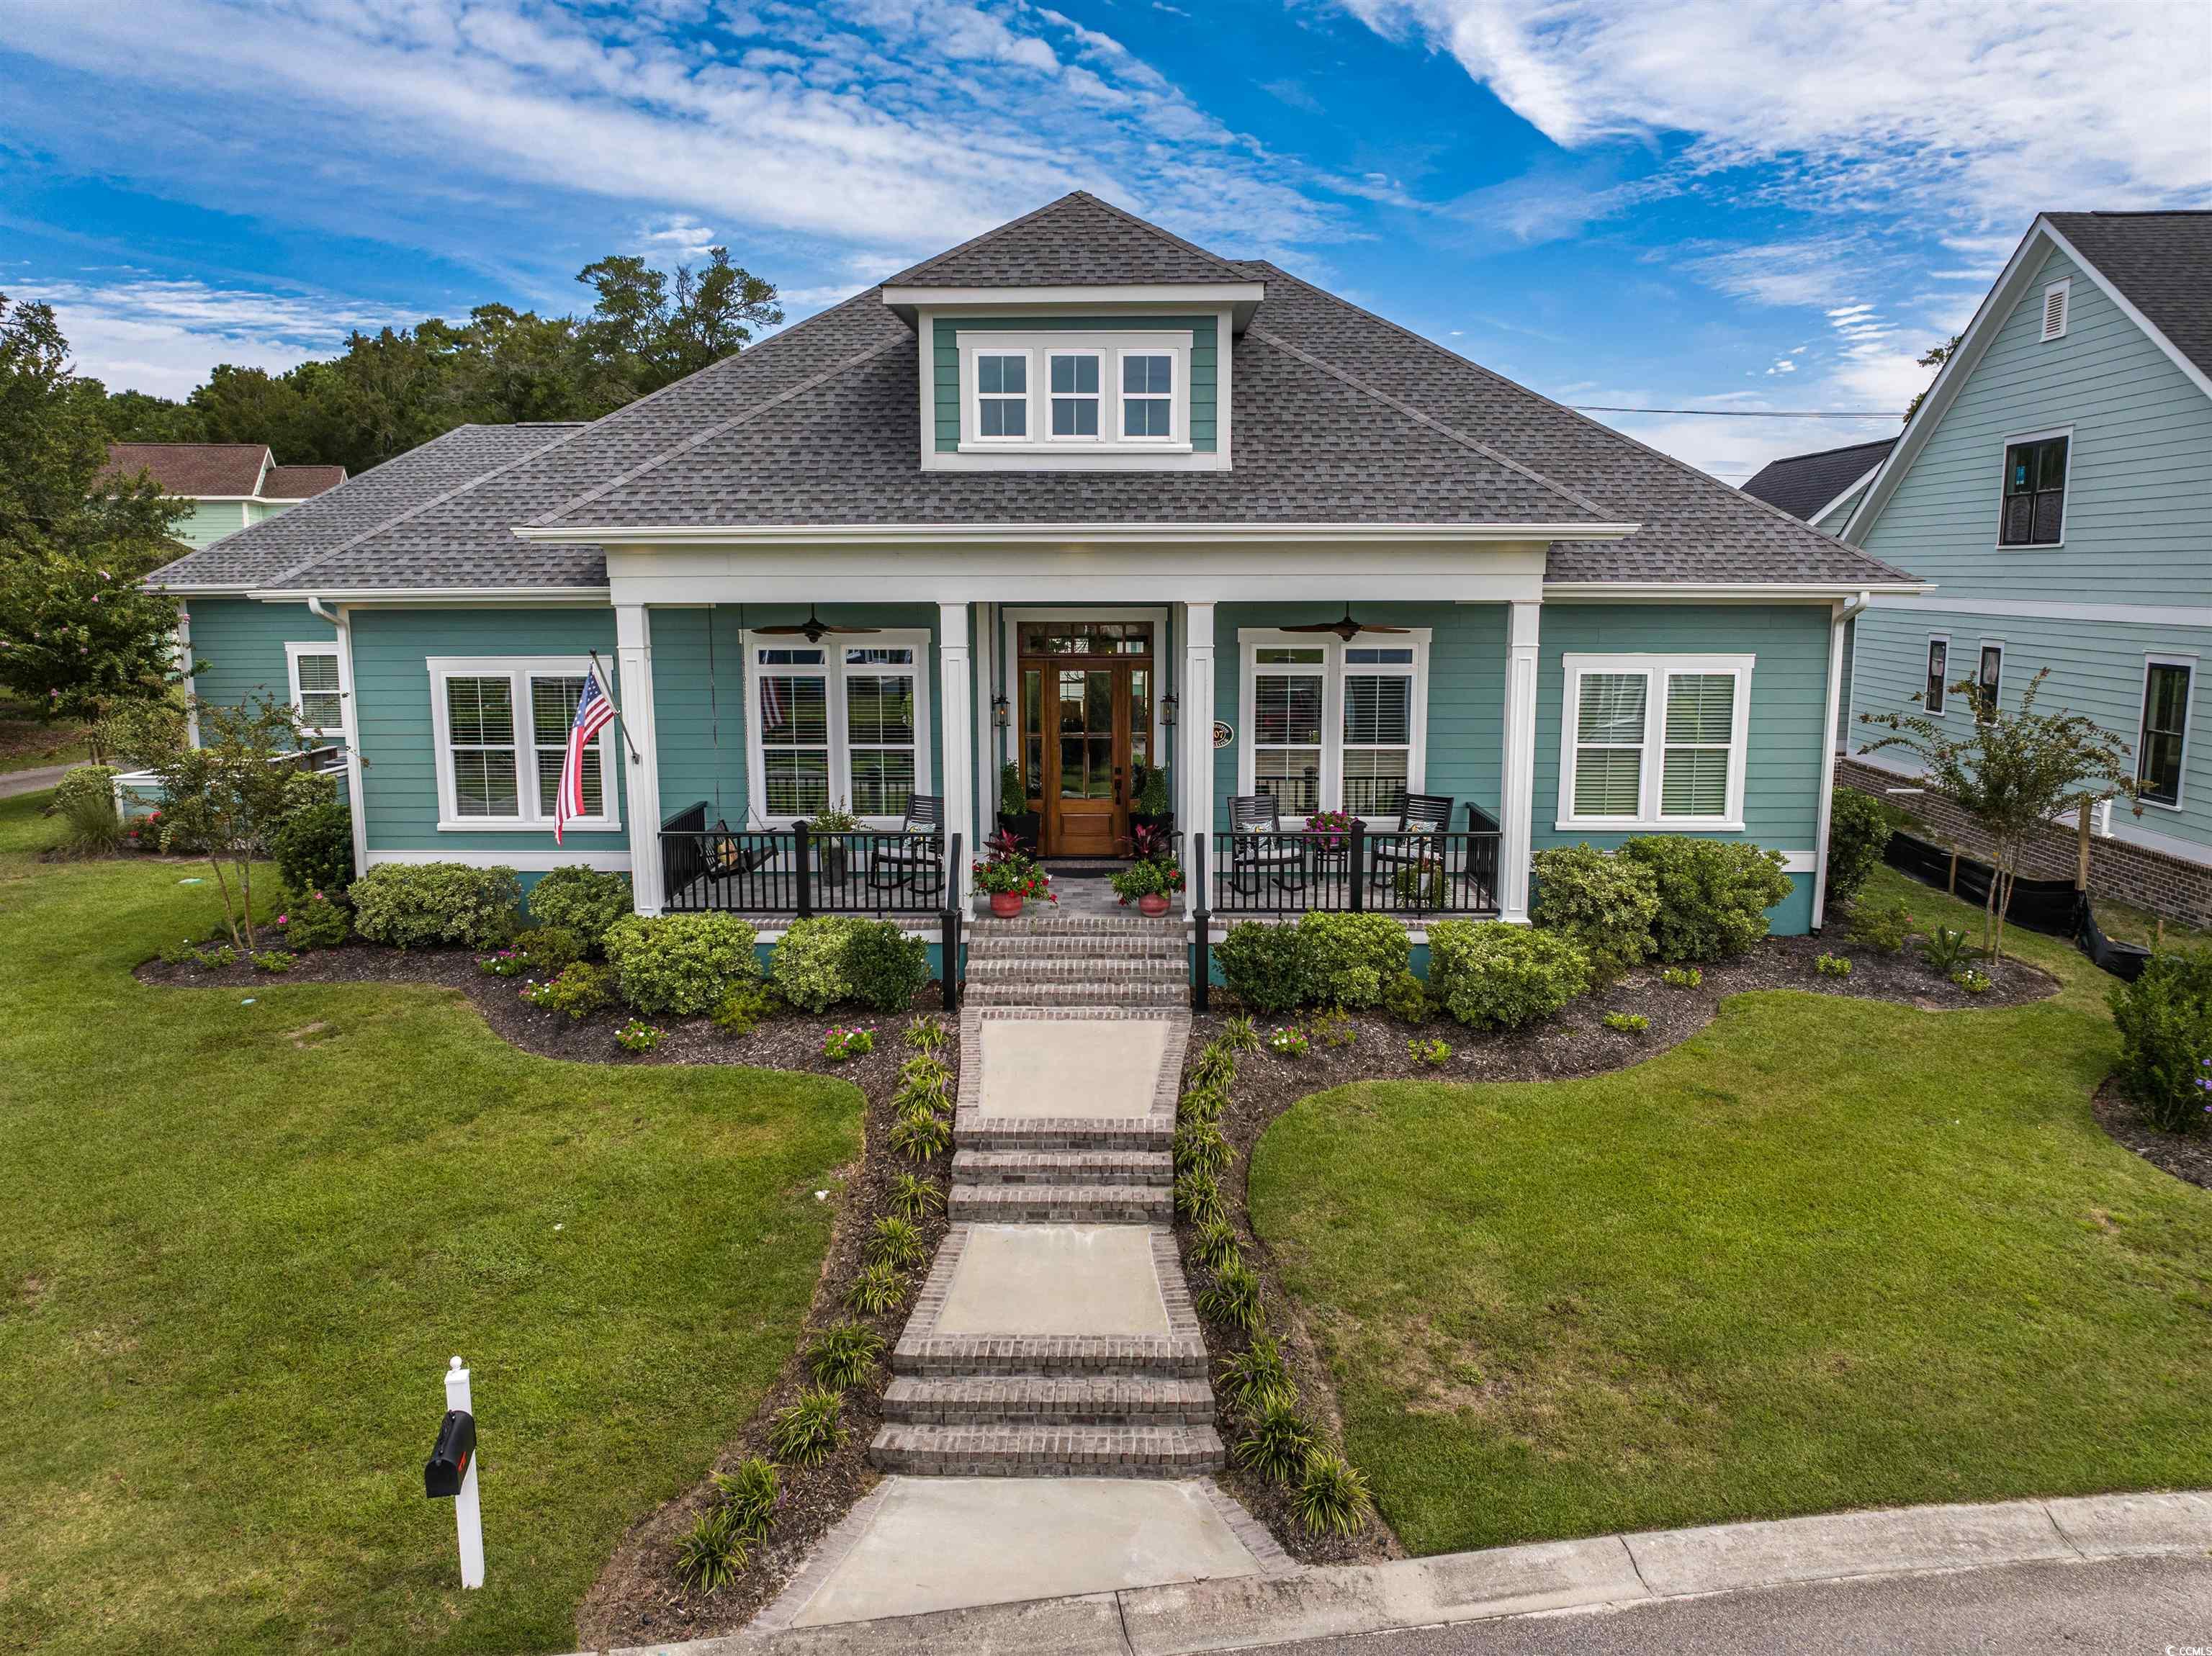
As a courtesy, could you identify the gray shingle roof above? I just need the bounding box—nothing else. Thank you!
[149,424,587,590]
[884,191,1254,289]
[2045,211,2212,382]
[1740,438,1897,523]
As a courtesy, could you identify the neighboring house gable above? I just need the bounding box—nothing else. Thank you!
[1741,438,1897,536]
[102,442,349,550]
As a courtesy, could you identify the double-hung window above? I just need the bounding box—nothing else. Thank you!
[1925,636,1949,715]
[1976,643,2004,721]
[287,642,346,738]
[1558,654,1753,831]
[1240,630,1429,819]
[958,330,1191,453]
[747,632,930,824]
[1999,432,2068,546]
[1121,352,1174,438]
[430,657,621,831]
[2138,658,2193,809]
[1048,351,1101,438]
[976,351,1028,438]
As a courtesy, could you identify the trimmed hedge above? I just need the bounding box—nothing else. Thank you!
[1825,791,1902,912]
[1530,845,1658,980]
[271,800,355,898]
[1619,837,1793,963]
[1214,922,1316,1014]
[349,863,521,950]
[526,865,634,955]
[1427,920,1591,1030]
[1298,912,1411,1009]
[770,917,931,1013]
[603,913,760,1017]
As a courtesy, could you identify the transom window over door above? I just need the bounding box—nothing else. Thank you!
[1999,433,2068,546]
[746,633,930,824]
[429,657,621,831]
[2138,659,2193,809]
[1557,654,1753,831]
[1238,629,1431,819]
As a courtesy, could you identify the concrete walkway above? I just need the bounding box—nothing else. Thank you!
[605,1489,2212,1655]
[0,763,73,799]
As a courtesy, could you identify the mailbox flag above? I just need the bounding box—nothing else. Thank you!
[554,668,616,845]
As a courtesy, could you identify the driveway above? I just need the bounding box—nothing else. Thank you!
[0,764,72,799]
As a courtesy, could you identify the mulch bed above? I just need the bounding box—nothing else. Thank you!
[2092,1076,2212,1194]
[1174,931,2060,1567]
[138,938,951,1648]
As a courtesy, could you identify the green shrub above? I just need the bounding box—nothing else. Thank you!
[1190,1218,1241,1272]
[767,1389,847,1466]
[1221,1013,1261,1052]
[1952,966,1992,995]
[349,863,521,950]
[525,865,633,954]
[276,888,351,950]
[1530,844,1660,980]
[614,1018,663,1053]
[1660,966,1702,989]
[1407,1036,1452,1066]
[1427,920,1591,1030]
[1174,1120,1232,1179]
[249,950,295,973]
[888,1111,951,1162]
[1196,1261,1266,1333]
[709,981,775,1035]
[53,765,122,857]
[841,1261,909,1315]
[714,1457,781,1541]
[2111,949,2212,1134]
[842,922,930,1011]
[1213,922,1314,1014]
[1218,1335,1295,1416]
[521,961,614,1020]
[887,1171,943,1220]
[53,763,119,820]
[806,1325,885,1391]
[1392,858,1448,908]
[1815,953,1853,978]
[1919,926,1976,976]
[1825,790,1902,911]
[1292,1452,1373,1536]
[674,1505,748,1592]
[517,925,582,976]
[1233,1399,1316,1483]
[603,913,760,1017]
[866,1215,928,1270]
[1845,898,1916,955]
[1309,1008,1357,1049]
[1380,968,1430,1024]
[1297,912,1409,1009]
[1619,837,1794,963]
[271,799,354,896]
[764,917,927,1014]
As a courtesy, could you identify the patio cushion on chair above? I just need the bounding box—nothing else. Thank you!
[706,819,775,878]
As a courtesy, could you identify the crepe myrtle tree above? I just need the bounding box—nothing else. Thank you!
[0,554,195,747]
[1858,667,2136,962]
[134,691,330,952]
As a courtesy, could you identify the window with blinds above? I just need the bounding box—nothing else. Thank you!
[1573,672,1646,817]
[446,675,519,819]
[531,675,601,817]
[1253,647,1326,814]
[431,657,621,829]
[1562,656,1750,828]
[291,649,343,734]
[1660,673,1735,817]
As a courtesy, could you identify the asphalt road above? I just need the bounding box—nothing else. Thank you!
[1238,1554,2212,1656]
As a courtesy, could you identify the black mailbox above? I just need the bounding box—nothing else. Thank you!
[425,1409,477,1499]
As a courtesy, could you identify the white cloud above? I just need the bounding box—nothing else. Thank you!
[635,215,721,262]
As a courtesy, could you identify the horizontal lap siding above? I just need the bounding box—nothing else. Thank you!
[350,608,626,855]
[186,596,335,720]
[932,315,1218,452]
[168,500,250,549]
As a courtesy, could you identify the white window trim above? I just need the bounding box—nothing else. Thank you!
[1925,633,1951,718]
[1976,639,2005,719]
[1044,347,1104,443]
[286,639,349,740]
[957,330,1192,456]
[1556,653,1754,833]
[2138,652,2196,813]
[742,629,934,829]
[428,655,622,834]
[972,347,1032,444]
[1994,423,2072,550]
[1236,628,1429,820]
[2041,278,2071,341]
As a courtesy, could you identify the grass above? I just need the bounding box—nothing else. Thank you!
[1249,864,2212,1557]
[0,791,862,1655]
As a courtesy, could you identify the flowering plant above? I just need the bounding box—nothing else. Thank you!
[479,948,529,978]
[1304,809,1356,848]
[615,1018,664,1053]
[822,1025,876,1061]
[1266,1025,1310,1058]
[972,848,1056,900]
[1110,856,1184,904]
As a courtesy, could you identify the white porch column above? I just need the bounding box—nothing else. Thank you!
[1182,601,1217,919]
[614,604,665,916]
[1497,598,1541,923]
[938,603,975,909]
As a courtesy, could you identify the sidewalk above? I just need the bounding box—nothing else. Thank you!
[0,763,73,800]
[598,1489,2212,1655]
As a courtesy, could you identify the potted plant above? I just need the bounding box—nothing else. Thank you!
[973,841,1056,917]
[996,760,1039,852]
[806,801,860,883]
[1130,763,1173,836]
[1304,808,1355,872]
[1110,852,1184,917]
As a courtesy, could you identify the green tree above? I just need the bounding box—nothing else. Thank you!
[0,553,194,732]
[1903,333,1963,424]
[577,247,783,394]
[1858,667,2137,960]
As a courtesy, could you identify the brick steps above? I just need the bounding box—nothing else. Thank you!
[952,1148,1173,1187]
[949,1182,1171,1223]
[968,914,1179,938]
[881,1374,1215,1427]
[894,1331,1209,1379]
[867,1422,1225,1477]
[966,978,1186,1007]
[966,933,1184,963]
[955,1117,1173,1153]
[966,957,1185,986]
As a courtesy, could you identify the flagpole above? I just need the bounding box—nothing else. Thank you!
[589,649,643,762]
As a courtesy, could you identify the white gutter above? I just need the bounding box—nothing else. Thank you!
[510,521,1642,547]
[305,596,370,883]
[1809,590,1874,934]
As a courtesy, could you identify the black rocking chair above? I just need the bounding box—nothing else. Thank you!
[1228,793,1308,894]
[1364,791,1456,890]
[866,793,945,896]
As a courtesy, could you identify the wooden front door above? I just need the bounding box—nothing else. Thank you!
[1017,621,1155,858]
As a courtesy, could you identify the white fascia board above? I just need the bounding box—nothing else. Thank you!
[1542,580,1927,601]
[2039,220,2212,405]
[514,520,1639,547]
[1807,464,1886,532]
[246,586,613,606]
[883,282,1267,322]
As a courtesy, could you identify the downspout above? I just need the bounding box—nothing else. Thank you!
[306,596,370,883]
[1809,590,1872,935]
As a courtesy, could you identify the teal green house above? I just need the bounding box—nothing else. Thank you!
[148,194,1920,937]
[1830,212,2212,879]
[104,443,346,550]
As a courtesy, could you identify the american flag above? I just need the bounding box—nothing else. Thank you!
[554,669,616,845]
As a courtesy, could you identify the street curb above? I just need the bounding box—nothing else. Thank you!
[595,1489,2212,1655]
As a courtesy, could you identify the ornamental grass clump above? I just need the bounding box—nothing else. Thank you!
[903,1012,946,1053]
[1233,1398,1316,1483]
[768,1388,848,1466]
[889,1110,952,1163]
[1190,1218,1241,1272]
[841,1261,909,1315]
[673,1505,748,1593]
[713,1457,781,1541]
[806,1324,886,1391]
[887,1171,944,1219]
[1218,1335,1296,1416]
[1196,1259,1266,1334]
[1292,1452,1373,1537]
[1220,1013,1261,1052]
[1179,1083,1226,1128]
[1174,1120,1232,1179]
[866,1215,928,1271]
[1187,1039,1239,1092]
[1175,1169,1225,1226]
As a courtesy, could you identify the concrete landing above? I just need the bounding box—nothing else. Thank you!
[779,1477,1267,1629]
[935,1224,1168,1337]
[977,1018,1173,1117]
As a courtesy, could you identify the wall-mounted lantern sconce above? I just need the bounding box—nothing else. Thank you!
[991,691,1010,729]
[1161,690,1179,729]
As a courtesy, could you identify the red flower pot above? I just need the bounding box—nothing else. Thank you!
[1137,892,1172,917]
[989,891,1024,918]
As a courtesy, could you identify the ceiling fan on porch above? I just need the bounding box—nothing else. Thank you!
[751,606,881,644]
[1281,606,1411,642]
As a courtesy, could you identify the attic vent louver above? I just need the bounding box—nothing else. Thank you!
[2041,279,2070,341]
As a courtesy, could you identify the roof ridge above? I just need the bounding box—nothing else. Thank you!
[1750,436,1898,468]
[1250,263,1917,578]
[1244,325,1613,521]
[533,335,912,527]
[884,190,1251,287]
[1057,191,1255,284]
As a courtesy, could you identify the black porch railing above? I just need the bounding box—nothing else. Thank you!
[1206,816,1503,919]
[659,802,953,919]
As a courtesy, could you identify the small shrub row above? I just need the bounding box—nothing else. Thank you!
[1531,837,1794,970]
[771,917,930,1014]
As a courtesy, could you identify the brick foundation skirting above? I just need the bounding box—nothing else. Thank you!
[1836,756,2212,928]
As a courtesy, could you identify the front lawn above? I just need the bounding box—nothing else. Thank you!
[1249,865,2212,1556]
[0,793,861,1655]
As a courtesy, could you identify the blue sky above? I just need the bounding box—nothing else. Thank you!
[4,0,2208,482]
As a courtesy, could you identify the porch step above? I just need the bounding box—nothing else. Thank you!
[893,1332,1209,1379]
[951,1148,1173,1187]
[968,914,1176,938]
[867,1421,1224,1478]
[966,978,1187,1007]
[881,1374,1215,1427]
[965,932,1184,962]
[956,1117,1174,1153]
[966,955,1184,985]
[948,1182,1172,1223]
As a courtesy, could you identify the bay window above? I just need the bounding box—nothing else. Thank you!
[430,657,620,831]
[1557,654,1753,831]
[1239,629,1429,819]
[746,633,930,824]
